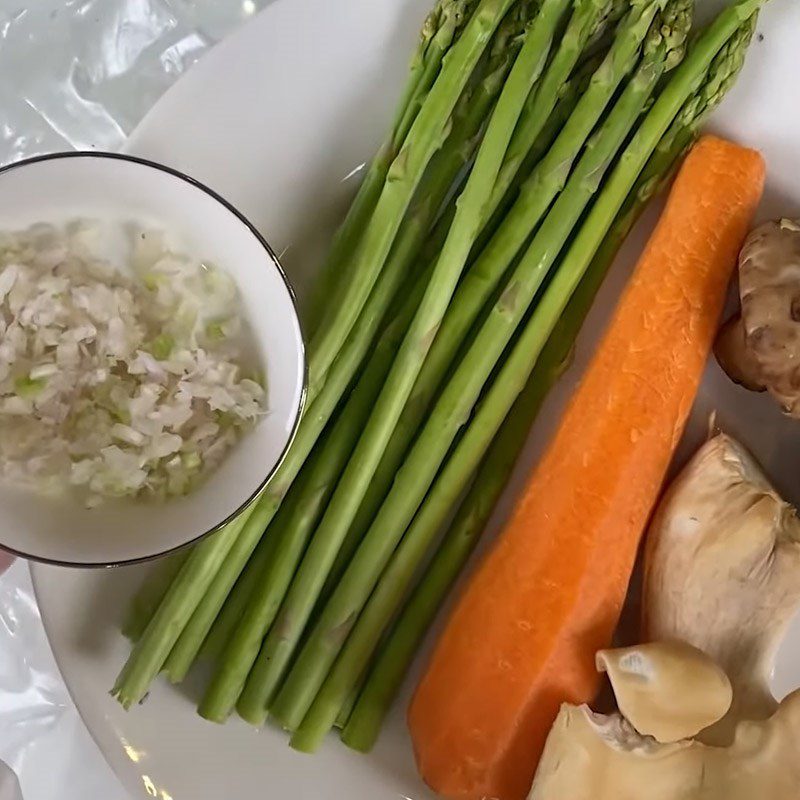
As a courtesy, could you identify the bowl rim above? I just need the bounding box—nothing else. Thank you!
[0,149,308,569]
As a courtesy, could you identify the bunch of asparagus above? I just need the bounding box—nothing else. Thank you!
[114,0,763,754]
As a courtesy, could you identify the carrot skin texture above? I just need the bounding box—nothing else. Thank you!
[407,135,766,800]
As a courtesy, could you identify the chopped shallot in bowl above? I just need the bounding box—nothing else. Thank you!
[0,220,265,508]
[0,152,305,566]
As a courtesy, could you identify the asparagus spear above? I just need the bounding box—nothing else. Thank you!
[289,3,763,748]
[195,445,328,666]
[305,0,477,335]
[339,80,727,751]
[394,0,482,145]
[112,510,250,709]
[320,59,595,610]
[200,264,433,722]
[275,0,690,737]
[198,517,281,662]
[484,0,615,224]
[158,7,534,694]
[239,0,570,727]
[121,550,191,642]
[197,5,533,719]
[391,50,600,365]
[426,0,629,261]
[581,0,631,59]
[111,0,647,712]
[113,198,433,704]
[320,0,664,591]
[369,0,545,326]
[118,39,516,693]
[113,2,539,704]
[307,0,518,397]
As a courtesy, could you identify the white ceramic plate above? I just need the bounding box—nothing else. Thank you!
[32,0,800,798]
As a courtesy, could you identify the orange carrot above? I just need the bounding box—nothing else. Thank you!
[407,135,765,800]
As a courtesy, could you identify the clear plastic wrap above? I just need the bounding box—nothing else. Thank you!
[0,0,271,165]
[0,1,272,796]
[0,564,66,746]
[1,562,64,799]
[0,560,131,798]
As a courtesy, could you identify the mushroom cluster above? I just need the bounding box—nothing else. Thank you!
[529,690,800,799]
[529,434,800,799]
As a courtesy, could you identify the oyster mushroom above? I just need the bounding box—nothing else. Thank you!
[596,642,732,743]
[715,219,800,414]
[528,691,800,800]
[642,433,800,745]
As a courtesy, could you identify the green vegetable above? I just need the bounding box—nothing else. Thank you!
[122,550,192,643]
[323,0,665,596]
[112,511,251,708]
[246,0,570,727]
[141,6,533,695]
[306,0,518,397]
[581,0,632,59]
[142,272,163,291]
[393,0,482,146]
[180,452,201,472]
[304,0,477,335]
[201,267,430,723]
[486,0,615,224]
[13,375,46,397]
[205,321,226,341]
[196,444,348,665]
[197,523,281,663]
[320,52,599,615]
[148,334,174,360]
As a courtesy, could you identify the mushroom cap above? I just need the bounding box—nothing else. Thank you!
[596,642,733,743]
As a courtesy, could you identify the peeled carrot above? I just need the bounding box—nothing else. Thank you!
[407,135,765,800]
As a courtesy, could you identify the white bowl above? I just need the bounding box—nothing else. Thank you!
[0,152,306,566]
